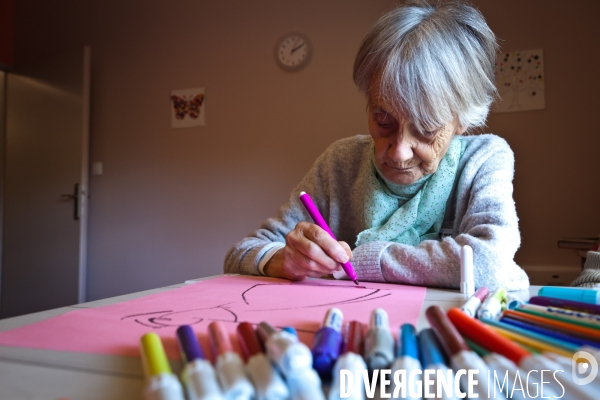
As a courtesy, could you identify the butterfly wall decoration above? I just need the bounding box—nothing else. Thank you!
[170,87,206,128]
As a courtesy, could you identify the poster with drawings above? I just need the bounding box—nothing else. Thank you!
[170,87,205,128]
[493,49,545,113]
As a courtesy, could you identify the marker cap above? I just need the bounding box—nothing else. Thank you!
[208,321,234,357]
[282,326,298,337]
[236,322,264,359]
[538,287,600,305]
[140,332,172,377]
[418,328,446,368]
[343,321,365,355]
[425,305,469,358]
[312,328,343,377]
[398,323,419,359]
[460,245,475,297]
[176,325,205,364]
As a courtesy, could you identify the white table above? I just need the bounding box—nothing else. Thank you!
[0,275,539,400]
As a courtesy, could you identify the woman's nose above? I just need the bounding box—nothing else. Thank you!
[388,134,413,164]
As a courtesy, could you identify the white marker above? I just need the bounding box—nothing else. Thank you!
[460,286,489,317]
[477,288,507,320]
[460,245,474,298]
[364,308,394,371]
[257,321,313,377]
[287,368,326,400]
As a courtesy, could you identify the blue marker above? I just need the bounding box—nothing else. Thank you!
[390,324,422,400]
[312,307,344,378]
[499,317,600,349]
[176,325,225,400]
[419,329,459,400]
[282,327,298,336]
[538,287,600,305]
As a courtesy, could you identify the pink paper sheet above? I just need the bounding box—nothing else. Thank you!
[0,276,426,360]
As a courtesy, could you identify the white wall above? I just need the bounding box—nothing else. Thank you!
[12,1,600,300]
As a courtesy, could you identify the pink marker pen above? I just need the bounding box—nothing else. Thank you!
[298,191,359,285]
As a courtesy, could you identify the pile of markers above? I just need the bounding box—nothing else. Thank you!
[139,285,600,400]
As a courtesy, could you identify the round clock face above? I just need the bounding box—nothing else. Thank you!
[275,33,312,72]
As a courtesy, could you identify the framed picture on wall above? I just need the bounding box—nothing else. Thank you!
[493,49,545,113]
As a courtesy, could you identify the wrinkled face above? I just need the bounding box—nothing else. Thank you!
[368,90,465,185]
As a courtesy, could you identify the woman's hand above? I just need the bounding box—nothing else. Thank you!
[264,221,352,280]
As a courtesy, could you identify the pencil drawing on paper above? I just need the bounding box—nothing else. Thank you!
[121,281,391,333]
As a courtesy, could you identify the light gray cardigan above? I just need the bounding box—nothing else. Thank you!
[224,134,530,291]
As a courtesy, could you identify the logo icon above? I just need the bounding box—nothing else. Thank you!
[572,351,598,385]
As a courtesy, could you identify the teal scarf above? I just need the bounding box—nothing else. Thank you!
[355,137,463,246]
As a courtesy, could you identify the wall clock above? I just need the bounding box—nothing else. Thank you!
[275,33,312,72]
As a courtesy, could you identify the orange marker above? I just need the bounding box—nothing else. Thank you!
[208,322,255,400]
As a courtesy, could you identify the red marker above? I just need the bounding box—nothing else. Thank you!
[343,321,365,355]
[237,322,264,359]
[328,321,367,400]
[236,322,289,400]
[208,322,255,399]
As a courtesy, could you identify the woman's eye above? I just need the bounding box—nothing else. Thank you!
[373,112,397,129]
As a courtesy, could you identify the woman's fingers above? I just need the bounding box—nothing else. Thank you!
[286,222,347,272]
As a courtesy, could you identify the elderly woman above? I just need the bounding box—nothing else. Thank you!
[225,0,529,291]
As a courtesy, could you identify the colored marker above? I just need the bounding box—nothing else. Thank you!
[523,301,600,327]
[425,305,499,399]
[282,327,298,336]
[287,368,326,400]
[207,321,255,400]
[503,309,600,341]
[529,295,600,315]
[447,308,596,398]
[140,332,185,400]
[298,191,359,285]
[477,288,507,320]
[329,321,367,400]
[460,245,474,297]
[460,286,489,317]
[505,294,524,310]
[390,324,423,400]
[256,321,313,377]
[312,307,344,378]
[538,286,600,305]
[176,325,225,400]
[236,322,289,400]
[364,308,394,371]
[418,329,459,400]
[499,316,600,349]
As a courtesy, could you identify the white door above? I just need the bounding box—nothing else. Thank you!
[1,46,91,318]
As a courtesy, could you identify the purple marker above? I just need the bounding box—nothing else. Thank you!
[529,296,600,315]
[298,191,359,285]
[176,325,225,400]
[312,307,344,378]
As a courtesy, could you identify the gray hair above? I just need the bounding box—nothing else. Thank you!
[353,0,498,132]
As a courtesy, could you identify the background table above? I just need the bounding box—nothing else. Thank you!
[0,275,539,400]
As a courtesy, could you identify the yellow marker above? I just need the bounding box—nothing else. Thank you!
[140,333,185,400]
[487,325,573,358]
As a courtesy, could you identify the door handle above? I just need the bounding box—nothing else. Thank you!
[60,183,80,220]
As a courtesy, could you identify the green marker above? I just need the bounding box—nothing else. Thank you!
[477,288,507,320]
